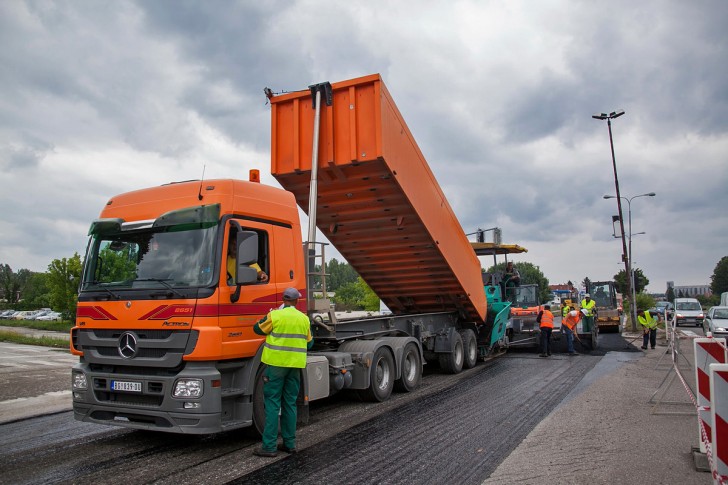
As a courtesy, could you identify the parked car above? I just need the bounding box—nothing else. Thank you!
[36,311,62,322]
[674,298,704,327]
[0,309,16,319]
[28,310,51,320]
[703,306,728,339]
[13,310,36,320]
[650,301,674,321]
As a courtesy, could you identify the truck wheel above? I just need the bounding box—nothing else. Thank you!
[459,329,478,369]
[394,342,422,392]
[251,364,267,437]
[358,347,395,402]
[439,331,464,374]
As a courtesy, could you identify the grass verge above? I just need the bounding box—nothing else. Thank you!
[0,319,73,333]
[0,330,70,349]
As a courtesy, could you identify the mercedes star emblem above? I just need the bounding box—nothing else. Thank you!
[118,332,138,359]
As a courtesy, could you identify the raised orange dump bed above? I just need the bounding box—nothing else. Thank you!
[270,74,485,323]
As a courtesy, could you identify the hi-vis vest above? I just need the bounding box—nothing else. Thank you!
[261,307,310,368]
[638,311,658,330]
[581,299,596,316]
[562,311,581,330]
[540,310,554,329]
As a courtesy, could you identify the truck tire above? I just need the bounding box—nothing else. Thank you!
[394,342,422,393]
[358,347,395,402]
[439,331,464,374]
[459,329,478,369]
[251,364,267,437]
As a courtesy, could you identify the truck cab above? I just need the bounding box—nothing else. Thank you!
[71,179,308,434]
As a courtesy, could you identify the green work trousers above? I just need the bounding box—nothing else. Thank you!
[262,365,301,452]
[582,315,595,332]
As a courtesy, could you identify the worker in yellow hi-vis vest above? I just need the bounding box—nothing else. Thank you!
[252,287,313,457]
[580,294,597,333]
[638,309,659,350]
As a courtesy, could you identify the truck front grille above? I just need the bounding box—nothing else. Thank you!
[77,329,193,368]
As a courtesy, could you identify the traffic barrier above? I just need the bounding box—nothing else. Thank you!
[710,364,728,484]
[694,338,728,454]
[666,324,728,483]
[648,316,694,412]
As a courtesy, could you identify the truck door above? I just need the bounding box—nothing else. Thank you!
[220,219,277,331]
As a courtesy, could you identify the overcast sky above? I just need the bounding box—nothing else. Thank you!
[1,0,726,293]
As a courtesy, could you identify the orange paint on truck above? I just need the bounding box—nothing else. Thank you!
[271,74,486,323]
[73,179,306,362]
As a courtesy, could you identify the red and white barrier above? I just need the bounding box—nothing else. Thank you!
[694,338,728,454]
[711,363,728,484]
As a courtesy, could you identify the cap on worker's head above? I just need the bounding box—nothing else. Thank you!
[569,310,578,317]
[282,287,302,300]
[585,293,591,298]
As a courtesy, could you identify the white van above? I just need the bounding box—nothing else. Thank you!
[673,298,704,327]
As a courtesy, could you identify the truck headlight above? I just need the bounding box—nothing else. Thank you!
[72,372,88,390]
[173,379,203,398]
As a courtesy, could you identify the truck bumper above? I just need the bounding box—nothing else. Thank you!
[71,361,249,434]
[72,402,230,434]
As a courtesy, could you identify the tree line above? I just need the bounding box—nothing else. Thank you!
[1,254,82,321]
[6,253,725,320]
[0,255,374,318]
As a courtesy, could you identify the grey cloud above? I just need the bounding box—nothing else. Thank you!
[136,1,388,151]
[0,137,54,171]
[0,0,726,290]
[502,74,580,144]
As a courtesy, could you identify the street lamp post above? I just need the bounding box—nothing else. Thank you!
[604,192,656,331]
[592,110,633,329]
[629,231,646,326]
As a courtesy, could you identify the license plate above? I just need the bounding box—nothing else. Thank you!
[111,380,142,392]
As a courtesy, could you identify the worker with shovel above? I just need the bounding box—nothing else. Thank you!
[561,307,582,355]
[638,308,659,350]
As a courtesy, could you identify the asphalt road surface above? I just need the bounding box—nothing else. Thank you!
[0,332,641,485]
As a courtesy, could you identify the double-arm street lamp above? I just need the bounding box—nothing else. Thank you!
[592,110,635,329]
[604,192,656,331]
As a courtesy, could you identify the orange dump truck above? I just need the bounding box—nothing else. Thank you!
[71,74,502,434]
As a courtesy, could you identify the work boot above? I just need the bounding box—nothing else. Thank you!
[253,447,278,458]
[539,353,547,358]
[278,444,297,454]
[641,346,647,350]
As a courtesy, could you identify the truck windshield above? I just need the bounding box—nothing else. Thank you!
[590,283,612,307]
[81,225,217,291]
[676,302,701,311]
[507,286,537,306]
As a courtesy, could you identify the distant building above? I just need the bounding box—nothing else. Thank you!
[667,281,712,298]
[549,283,577,300]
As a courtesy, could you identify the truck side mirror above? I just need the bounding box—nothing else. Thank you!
[230,230,259,304]
[236,231,259,285]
